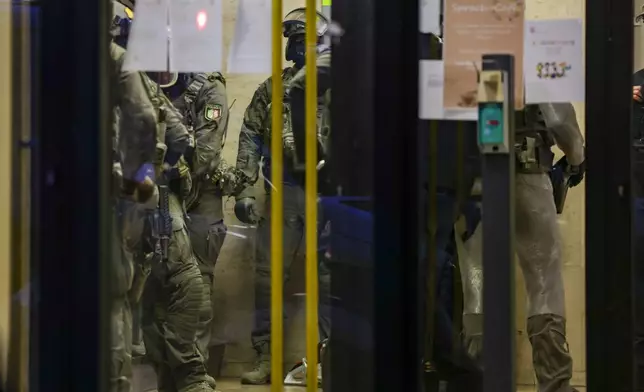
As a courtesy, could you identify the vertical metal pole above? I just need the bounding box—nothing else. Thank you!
[586,0,635,390]
[270,0,285,390]
[480,54,516,392]
[304,2,319,390]
[8,3,31,391]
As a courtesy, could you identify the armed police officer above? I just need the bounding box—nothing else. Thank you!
[233,8,332,385]
[146,61,240,371]
[109,2,158,391]
[459,103,585,392]
[110,3,217,391]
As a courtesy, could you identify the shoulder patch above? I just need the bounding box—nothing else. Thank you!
[204,104,222,121]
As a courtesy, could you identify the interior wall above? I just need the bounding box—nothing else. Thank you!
[0,1,11,386]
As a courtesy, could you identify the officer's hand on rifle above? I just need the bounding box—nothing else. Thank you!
[234,197,259,224]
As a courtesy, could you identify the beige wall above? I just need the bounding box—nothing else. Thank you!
[0,1,10,386]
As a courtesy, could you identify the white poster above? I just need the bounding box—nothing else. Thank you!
[419,60,478,120]
[227,0,272,74]
[420,0,441,35]
[123,0,169,72]
[524,19,584,104]
[169,0,224,72]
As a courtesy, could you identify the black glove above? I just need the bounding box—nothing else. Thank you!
[555,155,586,188]
[234,197,259,224]
[568,160,585,187]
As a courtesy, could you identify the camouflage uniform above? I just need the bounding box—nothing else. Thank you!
[235,44,332,384]
[168,72,233,363]
[137,75,217,392]
[109,40,157,392]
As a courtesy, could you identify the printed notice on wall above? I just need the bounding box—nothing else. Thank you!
[523,19,584,104]
[443,0,525,111]
[419,60,478,120]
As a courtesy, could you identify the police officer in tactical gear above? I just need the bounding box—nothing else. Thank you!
[111,3,218,391]
[146,57,238,376]
[234,8,332,385]
[458,103,585,392]
[109,1,157,391]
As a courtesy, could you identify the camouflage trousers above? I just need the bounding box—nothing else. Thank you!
[110,201,135,392]
[110,295,133,392]
[141,193,216,392]
[186,193,227,360]
[251,184,331,349]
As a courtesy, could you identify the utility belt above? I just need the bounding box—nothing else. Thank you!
[514,127,555,174]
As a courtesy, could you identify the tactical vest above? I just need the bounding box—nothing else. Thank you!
[180,72,226,210]
[515,105,556,173]
[182,72,226,132]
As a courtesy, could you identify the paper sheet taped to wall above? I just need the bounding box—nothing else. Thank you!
[169,0,224,72]
[124,0,224,72]
[419,60,477,120]
[123,0,169,72]
[524,19,584,104]
[227,0,272,74]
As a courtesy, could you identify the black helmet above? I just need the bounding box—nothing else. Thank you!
[282,7,329,38]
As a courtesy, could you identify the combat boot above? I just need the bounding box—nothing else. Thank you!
[240,342,271,385]
[181,381,218,392]
[462,313,484,362]
[527,314,577,392]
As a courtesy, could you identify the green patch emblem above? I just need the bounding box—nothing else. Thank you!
[205,104,222,121]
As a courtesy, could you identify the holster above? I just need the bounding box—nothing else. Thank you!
[549,162,570,214]
[515,109,555,173]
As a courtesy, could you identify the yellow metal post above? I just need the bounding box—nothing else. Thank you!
[270,0,284,390]
[304,2,319,391]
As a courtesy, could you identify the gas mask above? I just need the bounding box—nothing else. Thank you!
[285,34,306,69]
[282,8,329,69]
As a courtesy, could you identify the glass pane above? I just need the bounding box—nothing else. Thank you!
[430,2,587,392]
[634,0,644,388]
[0,0,603,390]
[110,2,334,391]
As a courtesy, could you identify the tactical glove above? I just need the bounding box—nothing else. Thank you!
[555,155,585,188]
[568,160,585,187]
[234,197,259,224]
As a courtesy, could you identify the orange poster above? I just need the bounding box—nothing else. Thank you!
[443,0,525,110]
